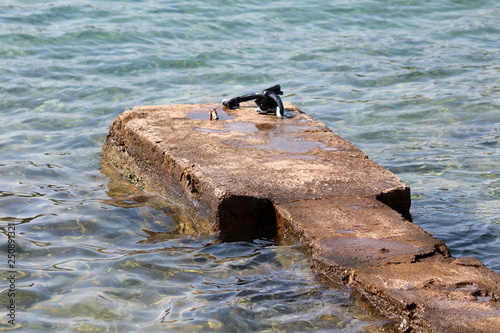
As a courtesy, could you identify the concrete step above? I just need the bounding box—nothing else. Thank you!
[103,102,500,332]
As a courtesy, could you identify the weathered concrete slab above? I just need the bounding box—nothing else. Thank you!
[103,102,500,332]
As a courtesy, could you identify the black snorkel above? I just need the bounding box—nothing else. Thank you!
[222,84,285,118]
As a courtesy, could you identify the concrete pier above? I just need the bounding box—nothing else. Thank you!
[103,102,500,332]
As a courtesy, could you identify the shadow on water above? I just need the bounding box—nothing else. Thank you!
[100,159,201,240]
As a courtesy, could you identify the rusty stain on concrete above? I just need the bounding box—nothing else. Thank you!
[103,102,500,332]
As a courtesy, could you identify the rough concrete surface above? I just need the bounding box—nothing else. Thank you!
[103,102,500,332]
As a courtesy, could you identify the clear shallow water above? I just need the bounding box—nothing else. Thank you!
[0,0,498,331]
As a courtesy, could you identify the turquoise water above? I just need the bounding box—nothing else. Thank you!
[1,0,498,331]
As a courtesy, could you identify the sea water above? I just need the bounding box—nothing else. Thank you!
[0,0,498,331]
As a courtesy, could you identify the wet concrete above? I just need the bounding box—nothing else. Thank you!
[103,102,500,332]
